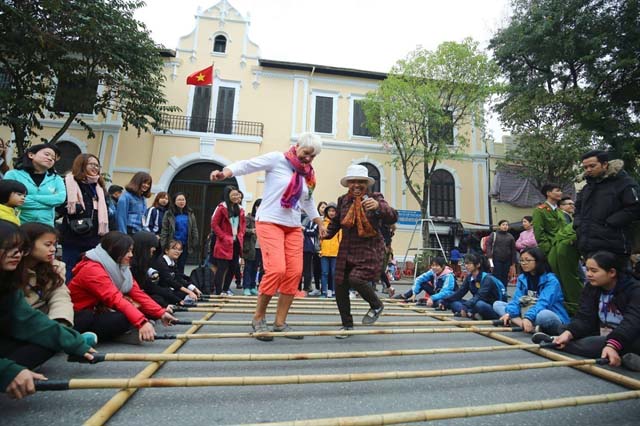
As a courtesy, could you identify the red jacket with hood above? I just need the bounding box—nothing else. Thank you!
[211,202,246,260]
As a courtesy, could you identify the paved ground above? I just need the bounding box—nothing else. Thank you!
[2,280,639,425]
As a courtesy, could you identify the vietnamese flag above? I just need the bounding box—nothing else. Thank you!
[186,65,213,86]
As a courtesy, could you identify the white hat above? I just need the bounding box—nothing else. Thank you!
[340,164,375,187]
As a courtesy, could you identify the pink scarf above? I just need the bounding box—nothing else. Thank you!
[65,174,109,235]
[280,146,316,209]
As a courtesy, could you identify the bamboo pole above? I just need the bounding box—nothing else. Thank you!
[192,302,428,311]
[200,296,375,306]
[153,326,522,340]
[173,307,455,316]
[83,312,214,426]
[238,390,640,426]
[69,342,555,364]
[36,358,606,391]
[172,319,497,327]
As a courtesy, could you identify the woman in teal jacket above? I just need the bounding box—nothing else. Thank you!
[494,247,570,334]
[0,221,94,399]
[3,144,66,227]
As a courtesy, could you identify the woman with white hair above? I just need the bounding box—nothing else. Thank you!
[210,133,327,341]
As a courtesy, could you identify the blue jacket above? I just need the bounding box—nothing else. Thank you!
[506,272,570,323]
[3,169,66,226]
[116,190,147,234]
[412,267,457,303]
[445,271,506,308]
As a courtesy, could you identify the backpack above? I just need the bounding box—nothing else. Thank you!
[481,232,496,255]
[190,265,214,295]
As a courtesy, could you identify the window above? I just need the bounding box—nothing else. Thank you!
[428,109,454,145]
[190,86,212,132]
[214,87,235,134]
[429,169,455,218]
[314,96,334,134]
[361,162,381,193]
[352,100,371,137]
[53,74,98,114]
[213,35,227,53]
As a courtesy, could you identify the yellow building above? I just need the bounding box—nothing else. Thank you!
[1,0,504,263]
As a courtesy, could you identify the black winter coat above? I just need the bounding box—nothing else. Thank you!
[59,182,102,250]
[574,160,640,255]
[565,274,640,352]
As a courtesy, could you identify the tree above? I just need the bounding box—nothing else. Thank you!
[362,38,499,247]
[491,0,640,179]
[0,0,178,158]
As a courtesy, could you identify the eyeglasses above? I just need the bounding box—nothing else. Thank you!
[87,163,101,170]
[519,258,535,264]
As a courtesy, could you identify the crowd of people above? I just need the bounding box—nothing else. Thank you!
[0,134,638,400]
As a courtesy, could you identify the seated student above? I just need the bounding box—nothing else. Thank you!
[533,251,640,371]
[69,231,177,343]
[21,223,74,326]
[395,256,457,309]
[494,247,569,334]
[151,239,202,306]
[444,253,506,320]
[131,231,178,309]
[0,220,95,400]
[0,180,27,225]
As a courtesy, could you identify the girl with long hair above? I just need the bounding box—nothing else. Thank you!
[116,172,151,235]
[69,231,177,343]
[0,221,94,399]
[160,192,199,273]
[145,191,169,235]
[59,153,109,281]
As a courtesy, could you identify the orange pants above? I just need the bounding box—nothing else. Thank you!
[255,221,303,296]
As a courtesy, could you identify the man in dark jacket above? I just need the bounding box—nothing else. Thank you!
[574,150,640,257]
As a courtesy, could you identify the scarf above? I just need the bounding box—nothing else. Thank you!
[341,193,377,238]
[65,173,109,235]
[85,244,134,294]
[281,146,316,209]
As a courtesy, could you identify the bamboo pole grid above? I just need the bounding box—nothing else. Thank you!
[78,293,640,425]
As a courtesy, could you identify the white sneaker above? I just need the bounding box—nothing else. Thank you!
[349,291,356,300]
[327,290,333,298]
[308,289,321,297]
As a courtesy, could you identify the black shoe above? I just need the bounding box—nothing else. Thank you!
[335,326,354,339]
[392,294,407,300]
[532,332,554,345]
[622,353,640,372]
[362,305,384,325]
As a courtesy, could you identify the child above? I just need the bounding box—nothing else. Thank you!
[319,202,341,298]
[145,192,169,236]
[444,253,506,320]
[0,220,95,399]
[395,256,458,309]
[151,239,202,306]
[0,179,27,225]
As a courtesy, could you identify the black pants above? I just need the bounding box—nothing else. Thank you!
[335,263,383,327]
[558,335,640,359]
[0,336,55,370]
[302,251,314,291]
[214,240,241,294]
[312,253,322,290]
[73,309,131,342]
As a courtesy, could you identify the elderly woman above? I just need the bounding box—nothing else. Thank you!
[324,164,398,338]
[210,133,326,341]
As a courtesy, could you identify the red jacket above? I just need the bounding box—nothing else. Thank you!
[211,202,246,260]
[68,258,166,329]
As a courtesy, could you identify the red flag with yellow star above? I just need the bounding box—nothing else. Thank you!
[186,66,213,86]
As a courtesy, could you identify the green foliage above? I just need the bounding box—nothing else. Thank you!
[361,38,499,216]
[491,0,640,179]
[0,0,179,158]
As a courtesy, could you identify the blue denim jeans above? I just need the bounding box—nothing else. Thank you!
[492,301,563,333]
[452,300,498,320]
[243,258,258,289]
[321,256,336,295]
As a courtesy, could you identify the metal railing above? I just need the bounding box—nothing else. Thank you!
[159,113,263,137]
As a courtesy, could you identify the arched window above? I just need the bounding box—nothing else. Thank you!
[213,35,227,53]
[54,141,82,175]
[361,162,381,193]
[429,169,455,218]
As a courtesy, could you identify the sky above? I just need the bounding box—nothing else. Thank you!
[135,0,513,138]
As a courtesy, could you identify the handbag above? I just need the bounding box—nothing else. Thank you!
[69,210,94,235]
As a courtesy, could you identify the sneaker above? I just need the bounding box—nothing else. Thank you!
[327,290,333,298]
[251,318,273,342]
[531,332,554,345]
[622,353,640,372]
[388,287,396,298]
[349,291,356,300]
[416,298,428,306]
[362,305,384,325]
[272,323,304,340]
[308,289,321,297]
[227,289,234,296]
[250,288,259,296]
[335,326,354,339]
[243,288,252,296]
[392,293,407,300]
[220,292,229,297]
[235,283,242,289]
[473,313,483,321]
[81,332,98,347]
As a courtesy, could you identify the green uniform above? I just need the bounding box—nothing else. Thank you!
[0,289,90,390]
